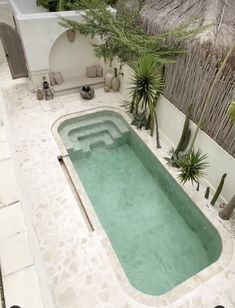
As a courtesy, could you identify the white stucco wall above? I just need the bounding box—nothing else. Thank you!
[49,32,100,80]
[13,11,89,87]
[120,65,235,202]
[0,1,15,64]
[9,0,47,14]
[3,3,115,87]
[15,14,75,72]
[119,63,132,95]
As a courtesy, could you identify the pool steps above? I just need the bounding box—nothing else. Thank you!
[59,114,129,157]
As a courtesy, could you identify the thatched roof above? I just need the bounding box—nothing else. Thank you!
[141,0,235,57]
[140,0,235,158]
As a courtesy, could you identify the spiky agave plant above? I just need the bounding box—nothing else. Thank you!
[131,111,147,129]
[228,101,235,123]
[177,149,208,185]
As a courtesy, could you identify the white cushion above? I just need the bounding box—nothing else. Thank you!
[49,72,56,86]
[87,66,97,78]
[54,72,64,85]
[96,66,103,77]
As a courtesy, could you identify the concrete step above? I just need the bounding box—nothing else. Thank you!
[73,130,115,152]
[69,121,122,142]
[52,77,104,96]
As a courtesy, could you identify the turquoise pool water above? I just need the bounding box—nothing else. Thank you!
[59,111,222,296]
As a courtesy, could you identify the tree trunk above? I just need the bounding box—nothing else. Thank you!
[219,195,235,220]
[155,112,161,148]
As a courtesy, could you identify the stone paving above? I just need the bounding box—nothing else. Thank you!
[0,62,235,308]
[0,83,45,308]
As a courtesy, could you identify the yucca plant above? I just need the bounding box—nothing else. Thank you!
[177,149,208,185]
[228,101,235,123]
[129,55,163,114]
[129,55,164,147]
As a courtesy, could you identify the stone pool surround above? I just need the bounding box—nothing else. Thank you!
[52,107,232,307]
[0,62,235,308]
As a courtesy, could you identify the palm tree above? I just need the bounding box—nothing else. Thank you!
[129,55,164,148]
[228,101,235,123]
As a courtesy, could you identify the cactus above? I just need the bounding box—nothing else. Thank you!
[180,129,191,153]
[205,186,210,199]
[219,195,235,220]
[175,104,192,156]
[210,173,227,206]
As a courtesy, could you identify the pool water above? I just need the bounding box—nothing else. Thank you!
[59,111,222,296]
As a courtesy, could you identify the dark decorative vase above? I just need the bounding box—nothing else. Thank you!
[80,86,95,99]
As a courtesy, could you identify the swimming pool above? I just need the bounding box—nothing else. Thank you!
[54,108,223,299]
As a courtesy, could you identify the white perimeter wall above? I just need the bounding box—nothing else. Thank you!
[120,65,235,202]
[157,97,235,203]
[9,0,47,14]
[49,32,100,80]
[0,2,15,64]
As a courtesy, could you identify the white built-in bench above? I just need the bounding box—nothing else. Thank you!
[52,76,104,96]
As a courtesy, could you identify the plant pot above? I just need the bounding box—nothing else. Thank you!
[36,89,44,100]
[104,86,110,92]
[66,29,76,42]
[104,72,114,88]
[112,68,120,92]
[80,87,95,99]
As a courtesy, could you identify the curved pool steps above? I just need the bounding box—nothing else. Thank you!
[60,114,129,155]
[69,121,123,142]
[59,113,129,148]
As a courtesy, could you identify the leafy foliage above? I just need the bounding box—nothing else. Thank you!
[228,101,235,123]
[59,0,201,67]
[36,0,77,11]
[177,149,208,185]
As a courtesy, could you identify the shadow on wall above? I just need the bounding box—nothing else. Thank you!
[49,31,101,81]
[0,39,6,64]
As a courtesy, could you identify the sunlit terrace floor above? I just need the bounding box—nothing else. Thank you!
[0,62,235,308]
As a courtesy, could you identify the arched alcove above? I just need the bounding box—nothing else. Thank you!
[49,31,100,81]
